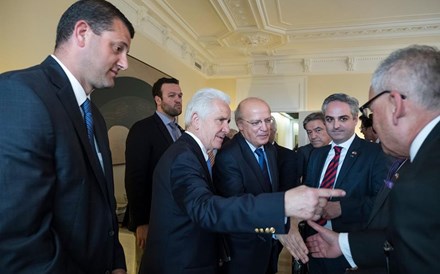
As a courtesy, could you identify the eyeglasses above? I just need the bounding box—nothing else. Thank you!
[240,117,274,128]
[359,90,406,117]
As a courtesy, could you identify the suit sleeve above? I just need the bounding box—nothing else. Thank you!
[171,151,286,233]
[348,230,387,268]
[125,122,152,228]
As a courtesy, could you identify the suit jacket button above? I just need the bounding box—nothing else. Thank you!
[108,230,115,237]
[265,228,270,233]
[254,228,259,233]
[270,227,276,233]
[259,228,264,233]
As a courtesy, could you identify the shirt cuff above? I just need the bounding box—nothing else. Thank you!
[339,233,357,268]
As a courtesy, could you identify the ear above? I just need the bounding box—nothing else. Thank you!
[73,20,90,48]
[191,112,200,130]
[154,95,162,106]
[390,91,405,125]
[236,120,244,131]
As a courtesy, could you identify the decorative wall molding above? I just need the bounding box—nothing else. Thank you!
[111,0,440,78]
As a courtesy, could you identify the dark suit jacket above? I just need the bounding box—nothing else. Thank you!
[297,143,315,183]
[274,142,300,190]
[140,133,287,274]
[387,121,440,274]
[213,133,283,274]
[347,157,404,274]
[124,112,182,231]
[0,56,125,273]
[305,135,388,232]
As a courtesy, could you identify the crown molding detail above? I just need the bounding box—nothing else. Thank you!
[111,0,440,78]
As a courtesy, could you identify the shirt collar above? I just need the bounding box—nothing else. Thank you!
[156,110,177,126]
[330,133,356,151]
[410,115,440,162]
[51,55,88,106]
[186,131,209,161]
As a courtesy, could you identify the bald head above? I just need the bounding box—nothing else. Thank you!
[235,97,273,147]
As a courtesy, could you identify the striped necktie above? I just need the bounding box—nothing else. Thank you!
[317,146,342,225]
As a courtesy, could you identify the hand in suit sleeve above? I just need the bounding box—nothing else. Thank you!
[170,151,287,233]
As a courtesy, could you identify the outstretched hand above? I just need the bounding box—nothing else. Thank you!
[277,218,309,263]
[305,220,342,258]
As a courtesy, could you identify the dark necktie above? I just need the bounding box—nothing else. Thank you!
[206,157,213,178]
[169,122,180,141]
[81,99,94,147]
[317,146,342,225]
[384,158,407,189]
[255,148,272,190]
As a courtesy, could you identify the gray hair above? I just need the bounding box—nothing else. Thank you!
[322,93,359,118]
[184,88,230,128]
[303,112,325,129]
[371,45,440,111]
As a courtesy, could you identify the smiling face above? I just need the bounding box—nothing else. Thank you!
[324,101,358,144]
[81,19,131,93]
[236,98,272,148]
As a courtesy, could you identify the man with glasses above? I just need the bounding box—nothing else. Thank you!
[214,97,290,274]
[306,45,440,274]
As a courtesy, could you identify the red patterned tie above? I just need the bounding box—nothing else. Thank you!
[317,146,342,225]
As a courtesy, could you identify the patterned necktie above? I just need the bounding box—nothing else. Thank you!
[81,99,94,147]
[255,148,272,190]
[317,146,342,225]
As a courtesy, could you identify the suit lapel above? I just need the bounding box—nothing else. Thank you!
[236,133,272,192]
[43,57,110,199]
[181,133,214,189]
[265,143,278,191]
[335,136,361,187]
[153,112,175,145]
[367,185,391,225]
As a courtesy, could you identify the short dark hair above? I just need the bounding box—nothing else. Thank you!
[303,112,325,129]
[55,0,135,49]
[152,77,179,99]
[359,114,373,128]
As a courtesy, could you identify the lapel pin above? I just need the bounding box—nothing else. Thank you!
[350,151,357,157]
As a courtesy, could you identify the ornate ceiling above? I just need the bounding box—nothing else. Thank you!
[114,0,440,77]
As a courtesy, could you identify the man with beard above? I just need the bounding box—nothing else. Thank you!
[124,77,183,270]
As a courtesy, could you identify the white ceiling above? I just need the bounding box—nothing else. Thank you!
[118,0,440,77]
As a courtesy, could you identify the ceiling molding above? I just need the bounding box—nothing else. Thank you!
[112,0,440,78]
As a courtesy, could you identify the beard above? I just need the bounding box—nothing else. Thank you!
[162,103,182,117]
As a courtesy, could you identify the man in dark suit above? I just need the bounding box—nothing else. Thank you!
[124,77,183,255]
[305,45,440,274]
[0,1,134,273]
[139,88,346,274]
[306,156,406,274]
[297,112,331,184]
[213,98,297,274]
[303,93,388,274]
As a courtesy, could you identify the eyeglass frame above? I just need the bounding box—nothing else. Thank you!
[359,90,407,117]
[239,117,274,128]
